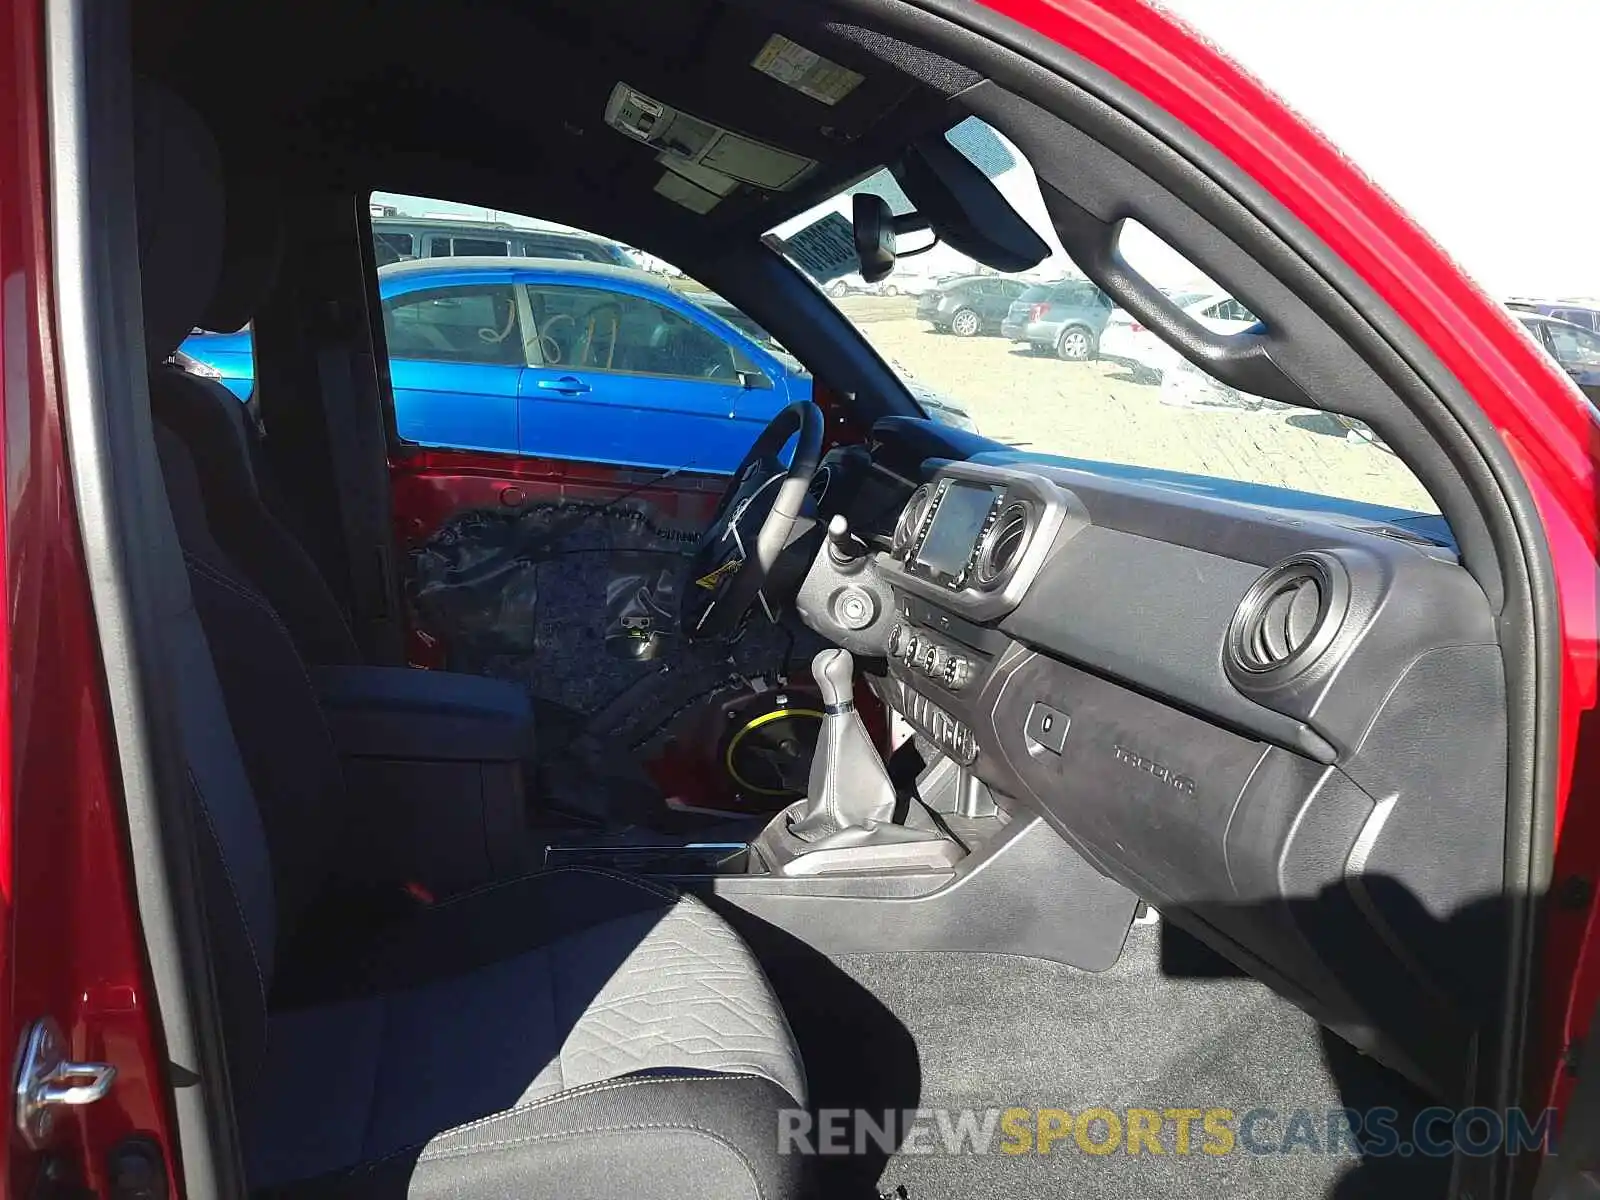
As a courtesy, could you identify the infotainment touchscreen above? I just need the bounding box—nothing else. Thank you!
[916,482,998,579]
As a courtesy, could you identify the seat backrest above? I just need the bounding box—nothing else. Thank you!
[135,80,351,1105]
[150,136,364,668]
[149,368,362,665]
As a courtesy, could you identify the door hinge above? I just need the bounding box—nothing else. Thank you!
[14,1018,116,1149]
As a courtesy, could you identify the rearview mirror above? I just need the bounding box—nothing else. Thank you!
[853,193,897,283]
[893,134,1049,274]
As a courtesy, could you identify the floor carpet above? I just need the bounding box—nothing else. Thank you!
[758,918,1452,1200]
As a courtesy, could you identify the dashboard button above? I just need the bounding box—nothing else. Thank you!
[1025,702,1070,755]
[943,656,973,690]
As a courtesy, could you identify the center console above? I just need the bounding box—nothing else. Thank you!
[877,461,1086,776]
[888,462,1083,619]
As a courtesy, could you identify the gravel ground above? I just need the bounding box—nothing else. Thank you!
[837,299,1437,514]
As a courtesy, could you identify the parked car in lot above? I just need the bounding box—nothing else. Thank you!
[371,217,637,269]
[173,330,255,400]
[179,261,977,469]
[1506,298,1600,335]
[180,259,802,472]
[1099,291,1259,380]
[823,271,933,298]
[1000,277,1115,359]
[917,275,1030,336]
[1515,311,1600,406]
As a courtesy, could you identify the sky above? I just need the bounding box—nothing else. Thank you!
[1156,0,1600,300]
[384,1,1599,300]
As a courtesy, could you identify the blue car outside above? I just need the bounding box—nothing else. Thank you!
[177,258,811,475]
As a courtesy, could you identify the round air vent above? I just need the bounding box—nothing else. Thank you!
[892,485,933,557]
[976,503,1031,589]
[1227,554,1347,677]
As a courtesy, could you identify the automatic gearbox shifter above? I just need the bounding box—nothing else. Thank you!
[787,649,897,840]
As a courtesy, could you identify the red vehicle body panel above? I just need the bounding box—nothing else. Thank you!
[1,0,180,1191]
[3,0,1597,1195]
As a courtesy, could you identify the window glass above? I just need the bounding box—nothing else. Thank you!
[522,238,593,262]
[373,231,414,265]
[451,237,510,257]
[768,119,1438,520]
[1545,321,1600,366]
[383,285,525,366]
[526,285,737,380]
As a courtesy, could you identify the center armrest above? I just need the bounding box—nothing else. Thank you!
[311,666,537,895]
[313,665,535,762]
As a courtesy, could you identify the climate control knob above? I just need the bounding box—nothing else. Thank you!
[942,656,974,691]
[921,642,945,677]
[887,622,905,658]
[904,633,921,663]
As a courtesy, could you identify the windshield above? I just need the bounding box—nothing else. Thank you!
[767,119,1439,524]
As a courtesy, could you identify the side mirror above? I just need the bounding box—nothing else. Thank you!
[853,193,897,283]
[737,369,773,391]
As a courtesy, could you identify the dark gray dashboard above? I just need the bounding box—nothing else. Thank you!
[831,426,1508,1099]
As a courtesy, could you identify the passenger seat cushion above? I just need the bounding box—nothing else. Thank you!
[255,1073,807,1200]
[249,870,807,1189]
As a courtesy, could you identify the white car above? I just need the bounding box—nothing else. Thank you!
[1098,291,1259,381]
[824,272,934,298]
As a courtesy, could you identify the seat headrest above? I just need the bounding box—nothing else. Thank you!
[200,176,284,335]
[134,81,224,363]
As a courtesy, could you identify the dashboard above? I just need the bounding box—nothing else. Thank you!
[797,417,1508,1099]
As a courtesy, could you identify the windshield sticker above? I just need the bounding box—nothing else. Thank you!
[779,211,857,281]
[752,34,864,106]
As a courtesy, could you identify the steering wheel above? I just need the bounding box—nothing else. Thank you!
[580,307,621,369]
[538,312,574,364]
[682,400,825,640]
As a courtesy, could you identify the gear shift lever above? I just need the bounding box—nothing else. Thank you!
[787,649,897,841]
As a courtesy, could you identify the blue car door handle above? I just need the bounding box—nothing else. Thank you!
[537,376,591,395]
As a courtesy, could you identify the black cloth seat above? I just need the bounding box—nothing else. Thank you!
[134,82,808,1199]
[251,870,807,1197]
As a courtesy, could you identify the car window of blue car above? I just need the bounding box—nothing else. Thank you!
[1544,320,1600,366]
[524,284,745,382]
[384,285,526,366]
